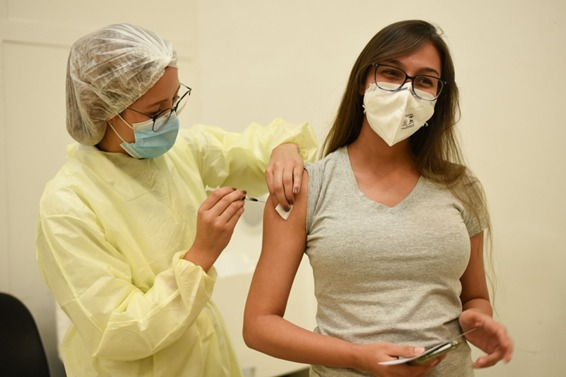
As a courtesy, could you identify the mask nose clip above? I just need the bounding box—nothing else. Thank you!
[400,81,412,93]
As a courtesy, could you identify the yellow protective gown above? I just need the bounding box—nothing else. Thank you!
[36,119,317,377]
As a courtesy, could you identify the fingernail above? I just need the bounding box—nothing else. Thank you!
[293,187,299,194]
[415,347,425,355]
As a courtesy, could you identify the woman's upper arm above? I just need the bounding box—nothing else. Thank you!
[245,170,309,318]
[460,231,491,312]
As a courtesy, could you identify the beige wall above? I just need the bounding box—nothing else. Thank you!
[1,1,564,376]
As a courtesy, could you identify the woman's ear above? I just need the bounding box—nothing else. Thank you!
[359,68,373,95]
[106,115,118,128]
[358,82,367,96]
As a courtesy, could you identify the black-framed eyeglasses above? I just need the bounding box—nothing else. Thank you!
[127,83,192,131]
[373,64,446,101]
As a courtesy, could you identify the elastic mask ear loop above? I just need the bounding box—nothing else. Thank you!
[117,114,135,130]
[107,116,131,144]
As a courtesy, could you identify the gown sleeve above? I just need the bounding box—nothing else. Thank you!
[183,118,318,196]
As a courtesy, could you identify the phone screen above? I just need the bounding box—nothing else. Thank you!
[378,339,460,366]
[407,340,459,365]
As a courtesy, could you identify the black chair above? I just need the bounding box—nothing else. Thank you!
[0,292,51,377]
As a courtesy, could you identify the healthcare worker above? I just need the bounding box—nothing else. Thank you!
[35,23,317,377]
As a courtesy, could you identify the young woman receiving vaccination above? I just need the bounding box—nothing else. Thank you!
[244,20,513,377]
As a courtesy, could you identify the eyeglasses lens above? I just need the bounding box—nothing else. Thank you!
[375,65,442,101]
[152,85,191,131]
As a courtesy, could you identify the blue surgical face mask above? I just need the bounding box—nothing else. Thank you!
[110,113,180,159]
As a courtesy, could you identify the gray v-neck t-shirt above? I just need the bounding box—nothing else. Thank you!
[304,147,481,376]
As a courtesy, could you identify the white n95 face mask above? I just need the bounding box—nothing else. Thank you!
[363,82,436,146]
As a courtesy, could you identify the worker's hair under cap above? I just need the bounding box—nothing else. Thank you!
[66,23,178,145]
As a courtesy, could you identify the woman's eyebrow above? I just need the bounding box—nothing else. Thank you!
[383,59,441,77]
[143,85,181,109]
[420,67,441,77]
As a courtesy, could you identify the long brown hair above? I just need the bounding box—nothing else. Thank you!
[323,19,495,293]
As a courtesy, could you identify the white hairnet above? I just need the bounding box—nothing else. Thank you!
[66,23,178,145]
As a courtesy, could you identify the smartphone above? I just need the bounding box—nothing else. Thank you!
[407,339,459,365]
[378,339,460,366]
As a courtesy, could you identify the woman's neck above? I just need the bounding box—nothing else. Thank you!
[348,122,417,176]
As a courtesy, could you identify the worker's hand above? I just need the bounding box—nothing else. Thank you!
[459,310,513,368]
[266,143,303,212]
[184,187,246,271]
